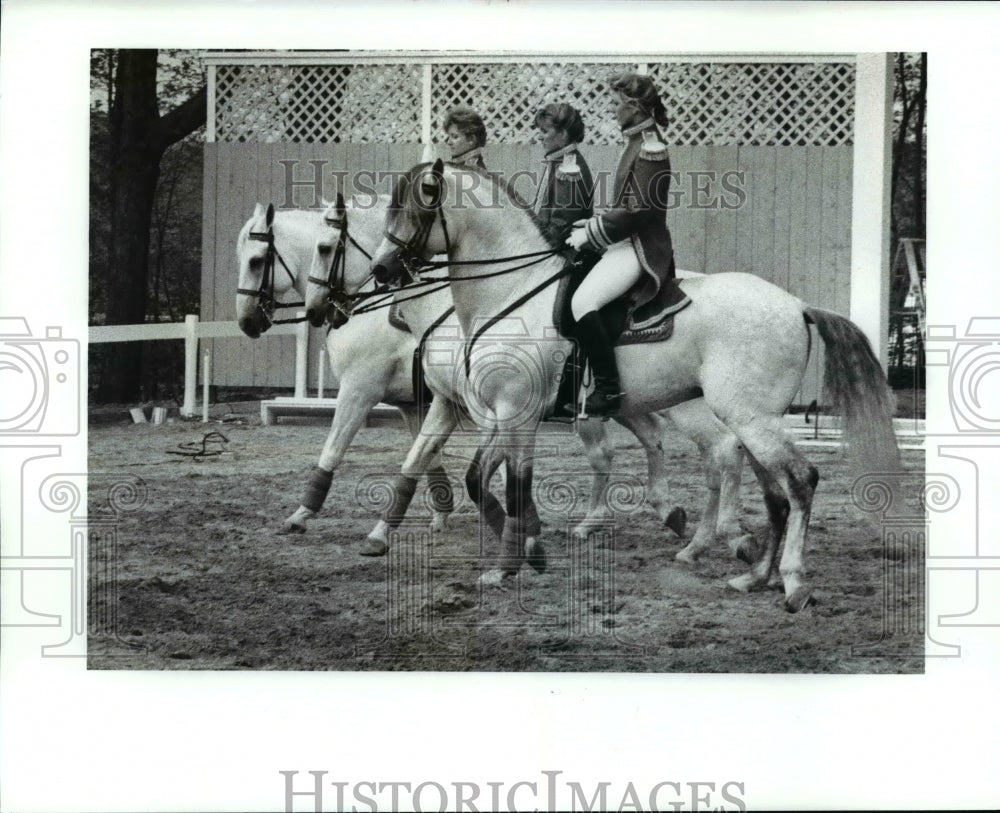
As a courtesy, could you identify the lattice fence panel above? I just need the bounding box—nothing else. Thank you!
[430,62,627,146]
[213,59,855,146]
[648,61,855,146]
[215,64,422,143]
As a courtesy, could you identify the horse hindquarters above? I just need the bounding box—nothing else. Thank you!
[687,280,819,611]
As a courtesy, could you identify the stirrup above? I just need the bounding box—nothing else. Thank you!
[547,401,579,424]
[581,390,623,420]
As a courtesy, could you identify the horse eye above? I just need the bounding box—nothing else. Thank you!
[249,256,264,269]
[317,243,332,256]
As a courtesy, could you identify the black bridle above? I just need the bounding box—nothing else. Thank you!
[378,163,573,375]
[306,205,375,324]
[235,204,306,326]
[380,165,559,285]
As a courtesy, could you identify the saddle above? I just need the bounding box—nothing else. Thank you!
[546,251,692,421]
[552,252,691,346]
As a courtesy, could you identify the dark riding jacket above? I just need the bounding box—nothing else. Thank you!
[581,119,681,311]
[533,143,594,247]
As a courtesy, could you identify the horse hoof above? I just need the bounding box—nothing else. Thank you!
[477,569,512,588]
[665,507,687,538]
[734,536,759,565]
[278,521,306,535]
[727,572,763,594]
[784,587,815,613]
[525,538,546,574]
[359,538,388,557]
[675,548,697,565]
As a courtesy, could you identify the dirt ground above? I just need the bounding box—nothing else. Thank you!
[88,407,926,673]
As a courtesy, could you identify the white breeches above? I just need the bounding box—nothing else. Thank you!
[571,240,643,321]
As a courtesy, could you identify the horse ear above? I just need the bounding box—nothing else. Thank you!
[253,202,265,219]
[335,192,346,218]
[265,203,275,226]
[432,158,444,174]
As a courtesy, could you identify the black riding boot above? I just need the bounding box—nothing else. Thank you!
[574,310,623,419]
[548,347,583,423]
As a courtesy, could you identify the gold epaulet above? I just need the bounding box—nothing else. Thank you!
[555,152,582,180]
[639,130,668,162]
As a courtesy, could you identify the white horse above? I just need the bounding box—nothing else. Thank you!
[235,202,454,547]
[370,161,901,612]
[306,194,757,564]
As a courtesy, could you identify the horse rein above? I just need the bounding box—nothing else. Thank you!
[380,167,561,284]
[236,220,307,326]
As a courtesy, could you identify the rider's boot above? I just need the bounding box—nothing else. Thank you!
[573,311,623,420]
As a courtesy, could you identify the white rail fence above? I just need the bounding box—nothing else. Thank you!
[89,314,923,446]
[89,314,319,422]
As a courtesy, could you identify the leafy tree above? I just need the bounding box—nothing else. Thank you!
[892,52,926,245]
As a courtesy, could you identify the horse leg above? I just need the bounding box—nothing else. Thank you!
[397,403,454,533]
[361,395,459,556]
[665,402,753,565]
[470,429,513,587]
[613,412,677,527]
[727,451,785,592]
[724,426,818,612]
[571,418,614,539]
[712,437,755,563]
[281,379,380,534]
[477,428,545,584]
[674,438,723,565]
[503,430,544,574]
[465,427,507,540]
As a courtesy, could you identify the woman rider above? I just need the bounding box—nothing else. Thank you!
[563,72,689,419]
[442,106,487,169]
[532,102,594,247]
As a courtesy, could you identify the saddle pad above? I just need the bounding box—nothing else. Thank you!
[552,264,692,347]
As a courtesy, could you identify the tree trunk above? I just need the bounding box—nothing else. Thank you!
[96,49,205,403]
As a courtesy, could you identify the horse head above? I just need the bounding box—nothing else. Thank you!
[372,159,451,287]
[235,202,279,338]
[306,192,387,328]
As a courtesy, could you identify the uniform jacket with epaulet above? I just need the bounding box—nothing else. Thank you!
[582,120,678,310]
[534,143,594,247]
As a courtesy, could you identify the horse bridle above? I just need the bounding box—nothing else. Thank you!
[381,168,452,284]
[306,206,376,323]
[235,205,305,326]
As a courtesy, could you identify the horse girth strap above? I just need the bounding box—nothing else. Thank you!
[412,304,456,412]
[463,264,573,378]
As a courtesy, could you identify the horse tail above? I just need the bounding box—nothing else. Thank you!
[804,307,902,477]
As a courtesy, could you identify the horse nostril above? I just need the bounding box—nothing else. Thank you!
[372,264,389,283]
[306,307,324,328]
[238,317,261,339]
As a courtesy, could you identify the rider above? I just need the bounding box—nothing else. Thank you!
[443,106,487,169]
[532,102,594,247]
[563,72,689,418]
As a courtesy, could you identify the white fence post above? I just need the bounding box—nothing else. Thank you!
[295,312,308,398]
[202,348,211,423]
[182,314,199,417]
[850,53,893,368]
